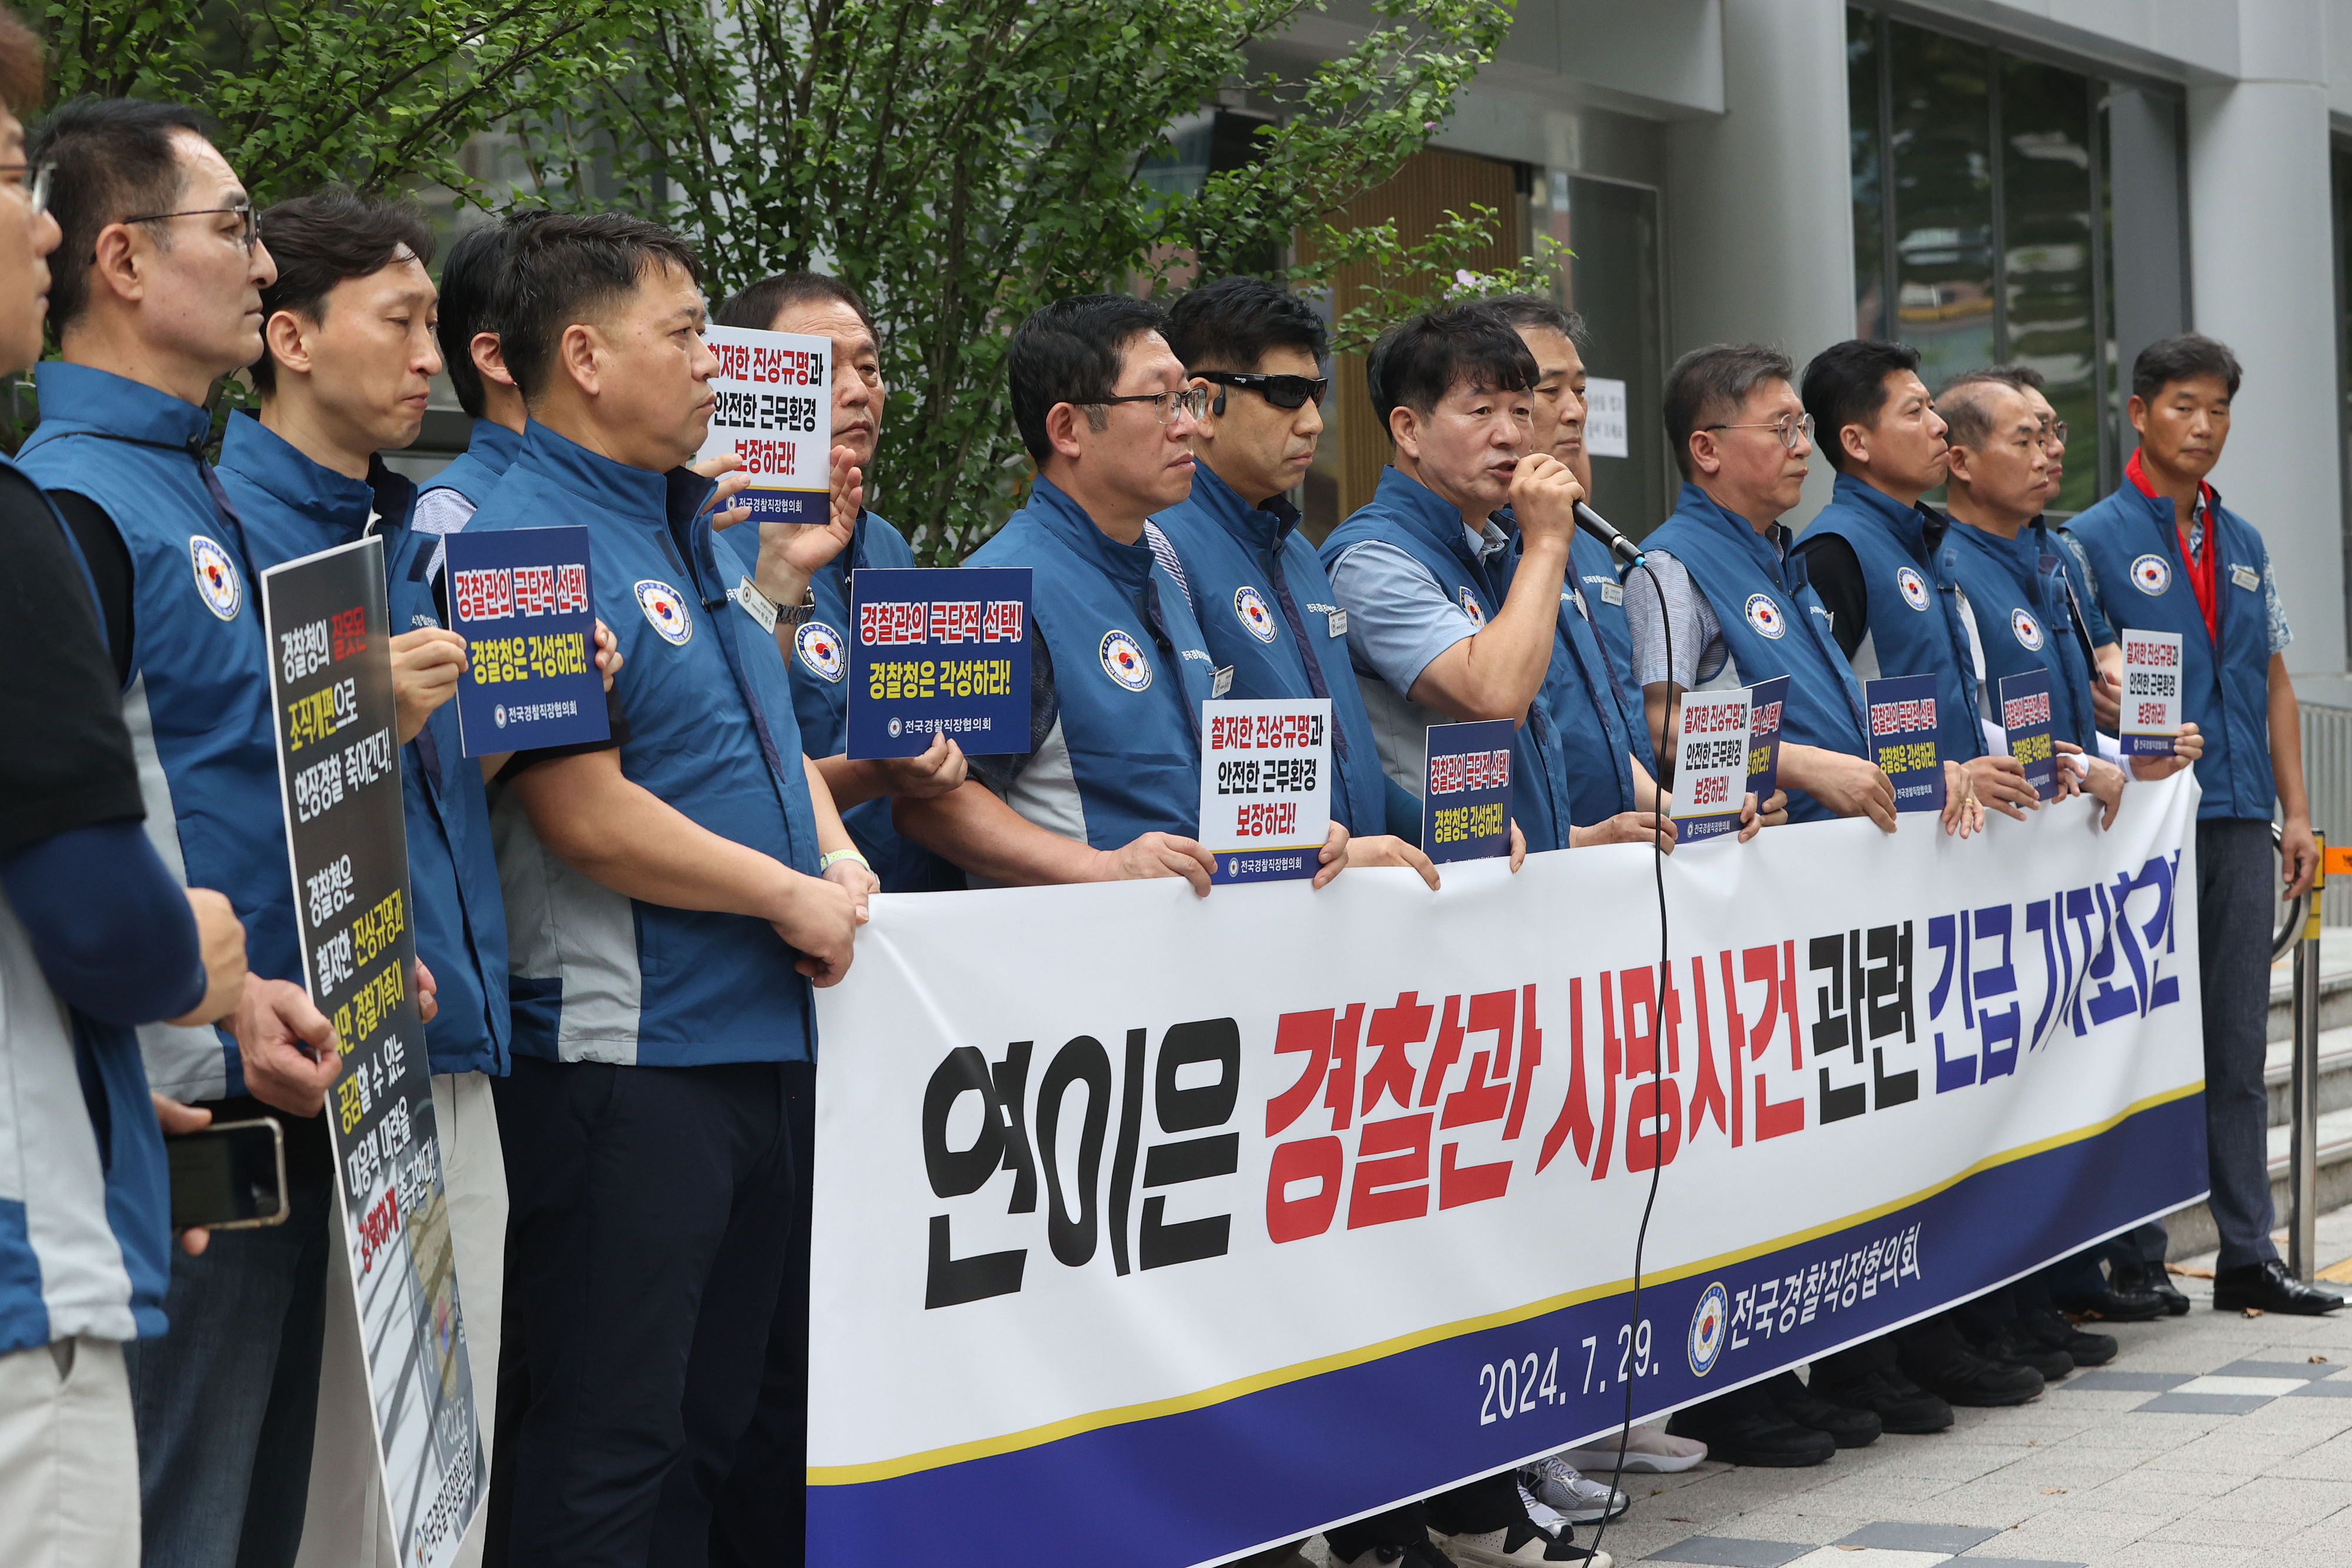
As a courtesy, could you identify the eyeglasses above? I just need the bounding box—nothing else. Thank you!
[1093,386,1210,424]
[1703,410,1815,450]
[120,200,260,254]
[2039,417,2069,448]
[0,162,52,217]
[1195,370,1329,410]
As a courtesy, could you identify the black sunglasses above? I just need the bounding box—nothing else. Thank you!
[1197,370,1330,410]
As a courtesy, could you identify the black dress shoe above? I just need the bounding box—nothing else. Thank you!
[1808,1360,1954,1434]
[1666,1403,1835,1467]
[1898,1320,2045,1406]
[2016,1307,2117,1368]
[2112,1263,2191,1316]
[1762,1370,1881,1447]
[2211,1258,2347,1315]
[1985,1327,2074,1382]
[2057,1277,2167,1323]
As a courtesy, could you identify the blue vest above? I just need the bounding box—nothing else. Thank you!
[216,413,511,1079]
[469,423,821,1066]
[0,449,171,1355]
[1516,524,1642,827]
[417,416,524,507]
[16,364,293,1102]
[1571,529,1657,775]
[786,509,959,892]
[1318,467,1581,851]
[1943,517,2098,753]
[965,476,1217,848]
[1642,482,1869,823]
[2069,477,2276,821]
[1800,474,1987,764]
[1150,464,1387,835]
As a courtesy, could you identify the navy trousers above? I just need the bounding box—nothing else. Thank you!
[489,1057,796,1568]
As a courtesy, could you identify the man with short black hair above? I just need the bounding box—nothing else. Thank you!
[464,212,873,1564]
[1793,340,2037,824]
[2067,333,2340,1316]
[1151,274,1437,877]
[1624,345,1923,834]
[897,293,1356,889]
[1319,305,1670,859]
[22,96,355,1568]
[411,215,534,544]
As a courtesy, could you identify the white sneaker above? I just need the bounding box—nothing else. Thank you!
[1552,1423,1708,1474]
[1438,1522,1612,1567]
[1521,1456,1628,1524]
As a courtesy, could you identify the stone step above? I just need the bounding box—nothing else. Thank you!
[2164,1103,2352,1260]
[2263,1028,2352,1125]
[2266,954,2352,1042]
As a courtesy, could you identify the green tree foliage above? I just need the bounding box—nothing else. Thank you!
[523,0,1520,561]
[37,0,658,205]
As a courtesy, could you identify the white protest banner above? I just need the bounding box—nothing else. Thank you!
[1671,687,1751,842]
[808,775,2206,1568]
[697,324,831,526]
[2120,628,2186,758]
[261,540,482,1568]
[1198,698,1332,885]
[1583,376,1629,459]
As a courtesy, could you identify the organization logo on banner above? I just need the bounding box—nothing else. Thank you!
[797,621,846,681]
[1100,629,1152,691]
[1744,593,1786,639]
[190,534,242,620]
[1459,589,1486,628]
[2130,554,2171,596]
[1689,1281,1730,1376]
[1895,566,1929,611]
[1234,586,1278,644]
[2012,608,2044,650]
[634,579,693,645]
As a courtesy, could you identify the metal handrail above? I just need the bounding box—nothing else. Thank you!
[2274,820,2311,964]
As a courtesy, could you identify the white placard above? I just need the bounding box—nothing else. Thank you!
[697,324,833,526]
[1584,375,1629,459]
[1671,687,1753,842]
[1197,698,1331,884]
[2119,627,2185,758]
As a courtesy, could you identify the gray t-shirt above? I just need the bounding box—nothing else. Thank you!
[1325,517,1511,794]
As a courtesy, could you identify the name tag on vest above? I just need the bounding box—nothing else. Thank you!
[733,576,779,633]
[1212,666,1233,698]
[1325,609,1348,638]
[2229,564,2260,593]
[1601,582,1624,606]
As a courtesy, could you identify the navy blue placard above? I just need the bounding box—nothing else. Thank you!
[442,526,608,757]
[1421,719,1515,863]
[1997,668,2057,796]
[847,567,1033,759]
[1745,674,1790,805]
[1865,673,1945,813]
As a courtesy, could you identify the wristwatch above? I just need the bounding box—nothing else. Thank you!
[778,583,817,630]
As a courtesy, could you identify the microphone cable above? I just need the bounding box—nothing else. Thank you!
[1571,516,1673,1568]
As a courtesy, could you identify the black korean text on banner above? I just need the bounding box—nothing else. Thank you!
[260,537,483,1568]
[1198,698,1332,885]
[698,325,831,526]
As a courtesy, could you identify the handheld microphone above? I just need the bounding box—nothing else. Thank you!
[1575,500,1646,567]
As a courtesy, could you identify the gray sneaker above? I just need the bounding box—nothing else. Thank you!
[1521,1456,1629,1524]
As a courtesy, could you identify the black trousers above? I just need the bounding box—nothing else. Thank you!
[710,1061,819,1567]
[487,1057,797,1568]
[1324,1472,1526,1558]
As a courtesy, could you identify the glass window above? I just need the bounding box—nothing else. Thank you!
[1889,25,1995,393]
[1849,9,1885,339]
[2001,57,2098,513]
[1555,175,1669,536]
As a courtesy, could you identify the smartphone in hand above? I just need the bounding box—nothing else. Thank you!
[167,1118,289,1232]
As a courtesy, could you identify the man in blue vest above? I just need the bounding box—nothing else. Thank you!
[1793,339,2037,821]
[24,96,370,1566]
[216,189,554,1568]
[2069,333,2340,1316]
[463,213,873,1564]
[1626,345,1984,835]
[1319,305,1676,857]
[896,294,1358,889]
[412,216,530,549]
[0,36,253,1560]
[703,268,970,1566]
[1489,296,1659,780]
[1152,274,1440,878]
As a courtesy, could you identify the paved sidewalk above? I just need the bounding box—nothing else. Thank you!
[1294,1205,2352,1568]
